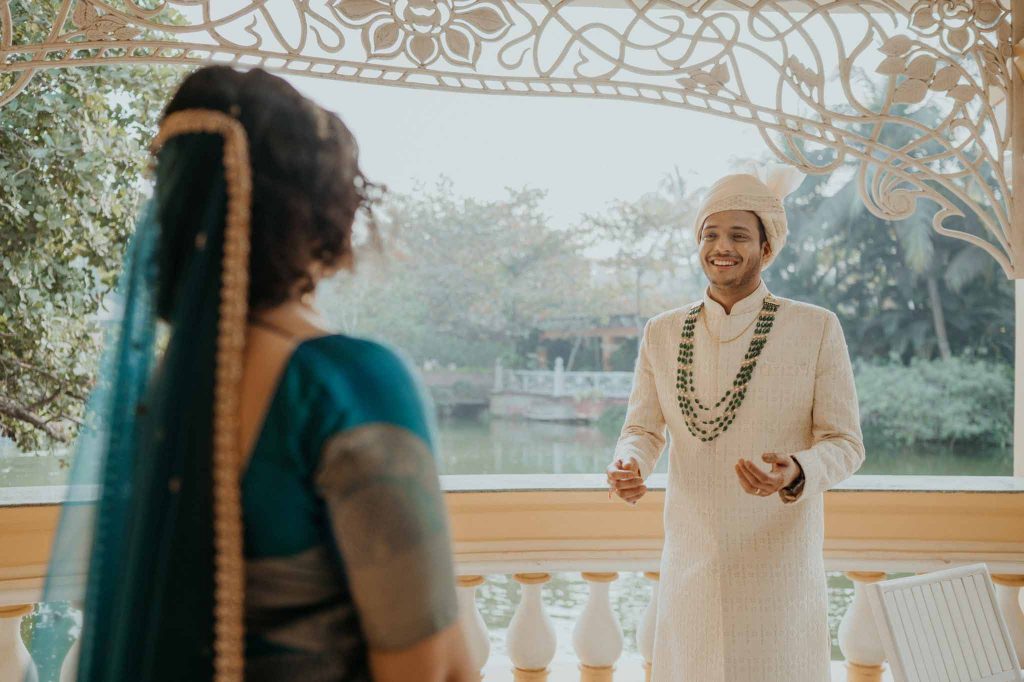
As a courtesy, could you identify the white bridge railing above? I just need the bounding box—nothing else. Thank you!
[494,359,633,399]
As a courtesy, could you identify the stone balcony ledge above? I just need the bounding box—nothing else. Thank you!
[1,474,1022,681]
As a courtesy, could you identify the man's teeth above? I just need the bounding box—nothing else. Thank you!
[712,260,737,266]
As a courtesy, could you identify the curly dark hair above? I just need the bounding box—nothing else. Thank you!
[157,66,380,314]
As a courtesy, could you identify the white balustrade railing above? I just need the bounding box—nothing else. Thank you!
[499,366,633,399]
[561,373,634,400]
[839,573,888,682]
[507,573,557,680]
[452,567,1024,682]
[5,566,1023,682]
[573,572,624,681]
[457,575,492,675]
[4,475,1024,681]
[504,371,557,397]
[636,573,660,682]
[992,575,1024,668]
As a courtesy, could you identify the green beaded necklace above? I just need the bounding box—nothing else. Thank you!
[676,295,780,442]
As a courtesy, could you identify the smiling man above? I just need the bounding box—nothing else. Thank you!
[606,169,865,682]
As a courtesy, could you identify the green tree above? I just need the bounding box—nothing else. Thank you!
[578,170,702,332]
[766,77,1013,364]
[0,3,183,448]
[321,181,597,368]
[767,148,1013,364]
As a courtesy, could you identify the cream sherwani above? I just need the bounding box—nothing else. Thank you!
[615,281,865,682]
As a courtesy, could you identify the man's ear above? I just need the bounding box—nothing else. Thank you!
[762,240,773,259]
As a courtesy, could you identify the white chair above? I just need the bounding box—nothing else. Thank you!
[866,564,1023,682]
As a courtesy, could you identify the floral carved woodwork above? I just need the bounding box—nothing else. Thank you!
[0,0,1020,274]
[336,0,512,66]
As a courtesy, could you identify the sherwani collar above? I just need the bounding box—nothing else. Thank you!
[701,280,770,342]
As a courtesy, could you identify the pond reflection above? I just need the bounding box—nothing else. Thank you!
[436,415,1010,477]
[437,417,662,476]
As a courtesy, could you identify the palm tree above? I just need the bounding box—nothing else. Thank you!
[769,71,1010,362]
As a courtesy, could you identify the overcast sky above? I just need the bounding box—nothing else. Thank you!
[284,75,769,228]
[164,2,917,229]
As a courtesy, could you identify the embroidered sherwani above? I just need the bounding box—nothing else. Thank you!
[615,281,865,682]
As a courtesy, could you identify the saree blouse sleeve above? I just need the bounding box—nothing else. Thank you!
[308,339,459,651]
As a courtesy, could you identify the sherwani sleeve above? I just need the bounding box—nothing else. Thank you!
[613,319,667,481]
[781,312,865,504]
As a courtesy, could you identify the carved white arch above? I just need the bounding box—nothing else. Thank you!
[1,0,1021,275]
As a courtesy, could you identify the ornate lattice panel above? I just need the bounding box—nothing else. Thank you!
[2,0,1021,274]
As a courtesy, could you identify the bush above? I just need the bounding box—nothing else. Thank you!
[855,358,1012,448]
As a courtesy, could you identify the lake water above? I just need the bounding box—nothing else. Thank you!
[1,414,1011,486]
[3,416,1011,671]
[434,416,1012,477]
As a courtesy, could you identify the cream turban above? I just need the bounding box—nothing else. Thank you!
[693,164,806,270]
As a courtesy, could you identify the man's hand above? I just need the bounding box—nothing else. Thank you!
[606,457,646,506]
[734,452,800,497]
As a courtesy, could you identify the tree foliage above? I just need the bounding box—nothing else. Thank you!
[767,151,1013,364]
[578,170,702,324]
[766,85,1013,364]
[856,358,1012,447]
[321,181,597,368]
[323,152,1013,376]
[1,29,1014,448]
[0,2,182,449]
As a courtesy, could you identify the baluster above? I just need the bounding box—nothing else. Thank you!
[508,573,557,682]
[991,574,1024,666]
[574,572,623,682]
[839,572,887,682]
[0,604,35,682]
[636,572,659,682]
[457,576,491,679]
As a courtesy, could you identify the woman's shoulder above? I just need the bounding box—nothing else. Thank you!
[295,332,404,363]
[290,334,434,447]
[293,334,420,390]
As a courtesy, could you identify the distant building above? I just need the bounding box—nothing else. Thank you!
[533,314,641,371]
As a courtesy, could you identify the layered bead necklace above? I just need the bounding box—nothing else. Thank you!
[676,295,780,442]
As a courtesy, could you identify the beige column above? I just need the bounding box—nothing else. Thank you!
[0,604,35,682]
[508,573,557,682]
[458,576,491,679]
[574,572,623,682]
[839,572,887,682]
[992,574,1024,666]
[636,572,660,682]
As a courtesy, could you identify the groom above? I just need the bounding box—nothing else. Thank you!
[606,169,865,681]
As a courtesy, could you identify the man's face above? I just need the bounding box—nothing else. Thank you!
[698,210,770,291]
